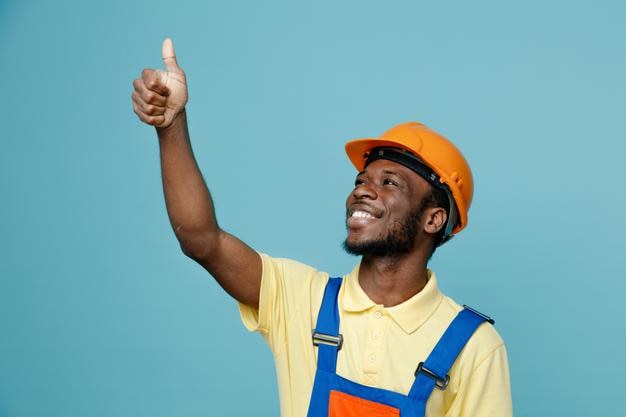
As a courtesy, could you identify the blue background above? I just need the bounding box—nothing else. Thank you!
[1,0,625,416]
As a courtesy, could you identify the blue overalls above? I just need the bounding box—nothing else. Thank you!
[307,277,494,417]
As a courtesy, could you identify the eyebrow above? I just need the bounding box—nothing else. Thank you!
[356,169,406,181]
[381,169,407,181]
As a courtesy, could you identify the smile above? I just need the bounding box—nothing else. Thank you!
[350,210,376,219]
[347,209,380,229]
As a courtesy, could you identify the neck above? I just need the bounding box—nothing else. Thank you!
[358,252,429,307]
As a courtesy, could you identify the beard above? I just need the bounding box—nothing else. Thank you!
[342,200,427,258]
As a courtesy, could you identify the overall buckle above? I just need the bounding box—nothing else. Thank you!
[312,330,343,350]
[415,362,450,390]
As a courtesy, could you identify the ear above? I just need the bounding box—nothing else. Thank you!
[423,207,447,235]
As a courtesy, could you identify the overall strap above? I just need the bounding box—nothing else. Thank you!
[408,307,494,401]
[312,277,343,373]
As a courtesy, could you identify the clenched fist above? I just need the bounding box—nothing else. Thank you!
[132,38,188,128]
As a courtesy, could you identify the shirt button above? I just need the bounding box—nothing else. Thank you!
[365,373,377,385]
[368,354,376,363]
[371,332,379,340]
[375,311,383,319]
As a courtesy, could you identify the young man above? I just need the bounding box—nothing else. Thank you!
[132,39,513,417]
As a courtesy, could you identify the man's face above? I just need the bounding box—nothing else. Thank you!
[343,159,433,257]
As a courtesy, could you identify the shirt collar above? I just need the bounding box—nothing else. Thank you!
[340,263,443,334]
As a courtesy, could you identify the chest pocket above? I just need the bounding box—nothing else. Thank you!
[329,390,399,417]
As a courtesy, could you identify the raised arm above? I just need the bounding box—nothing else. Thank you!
[132,39,261,308]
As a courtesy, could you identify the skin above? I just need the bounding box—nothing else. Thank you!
[132,39,446,310]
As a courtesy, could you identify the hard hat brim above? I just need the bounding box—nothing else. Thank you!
[345,138,418,172]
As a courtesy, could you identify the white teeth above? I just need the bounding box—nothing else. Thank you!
[352,210,375,219]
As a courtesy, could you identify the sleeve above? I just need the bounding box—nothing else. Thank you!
[446,343,513,417]
[238,253,328,352]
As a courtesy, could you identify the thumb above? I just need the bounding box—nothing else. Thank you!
[162,38,182,73]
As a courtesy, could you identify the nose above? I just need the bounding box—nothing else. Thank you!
[352,182,378,200]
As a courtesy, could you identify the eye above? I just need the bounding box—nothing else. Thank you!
[354,178,365,186]
[383,178,398,186]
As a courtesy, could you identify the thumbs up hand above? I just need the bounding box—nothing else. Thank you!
[132,38,188,128]
[157,38,188,127]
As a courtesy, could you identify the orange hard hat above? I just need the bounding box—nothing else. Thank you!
[345,122,474,237]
